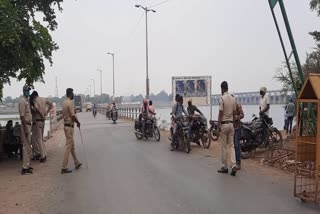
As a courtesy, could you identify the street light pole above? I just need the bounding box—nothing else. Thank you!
[135,4,156,99]
[88,85,92,97]
[86,88,89,100]
[107,52,115,101]
[97,69,103,107]
[90,79,95,97]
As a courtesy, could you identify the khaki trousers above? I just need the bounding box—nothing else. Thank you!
[31,123,40,156]
[62,127,79,169]
[219,123,236,169]
[32,121,46,158]
[21,125,32,169]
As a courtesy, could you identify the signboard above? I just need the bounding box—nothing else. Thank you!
[172,76,212,106]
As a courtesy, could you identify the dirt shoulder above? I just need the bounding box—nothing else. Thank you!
[0,128,66,214]
[161,129,294,185]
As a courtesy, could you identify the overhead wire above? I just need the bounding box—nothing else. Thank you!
[116,11,145,54]
[149,0,169,8]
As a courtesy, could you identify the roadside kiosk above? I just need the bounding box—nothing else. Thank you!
[294,73,320,204]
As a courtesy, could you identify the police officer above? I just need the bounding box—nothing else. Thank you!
[31,91,53,163]
[217,81,237,176]
[30,91,41,160]
[19,85,33,175]
[61,88,82,174]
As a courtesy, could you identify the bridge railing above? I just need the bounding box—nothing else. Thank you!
[97,105,141,121]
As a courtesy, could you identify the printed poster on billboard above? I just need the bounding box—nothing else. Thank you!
[172,76,212,106]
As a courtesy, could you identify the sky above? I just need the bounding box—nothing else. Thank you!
[3,0,319,98]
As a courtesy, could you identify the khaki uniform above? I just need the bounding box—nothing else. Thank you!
[32,97,52,158]
[219,92,236,169]
[62,98,79,169]
[19,96,32,169]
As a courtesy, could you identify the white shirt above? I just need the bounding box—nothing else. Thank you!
[260,95,270,115]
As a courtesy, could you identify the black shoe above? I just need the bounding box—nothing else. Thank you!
[75,163,82,170]
[29,167,34,170]
[61,168,72,174]
[21,168,33,175]
[230,166,237,176]
[39,156,47,163]
[32,154,41,161]
[236,163,241,170]
[196,141,201,146]
[217,167,228,174]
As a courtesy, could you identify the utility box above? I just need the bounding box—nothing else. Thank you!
[294,74,320,204]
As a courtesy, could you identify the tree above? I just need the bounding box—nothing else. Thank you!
[310,0,320,16]
[310,1,320,44]
[275,2,320,93]
[0,0,63,99]
[274,63,302,94]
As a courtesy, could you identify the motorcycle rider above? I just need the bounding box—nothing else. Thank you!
[111,101,118,119]
[170,94,181,140]
[259,86,270,116]
[187,98,203,146]
[141,99,149,139]
[171,95,188,151]
[92,103,97,117]
[148,100,156,117]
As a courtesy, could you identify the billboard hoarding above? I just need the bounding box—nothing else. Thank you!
[172,76,212,105]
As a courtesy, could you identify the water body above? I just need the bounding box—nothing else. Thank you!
[154,104,286,130]
[0,114,51,137]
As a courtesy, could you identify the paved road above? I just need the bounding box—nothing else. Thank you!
[46,113,319,214]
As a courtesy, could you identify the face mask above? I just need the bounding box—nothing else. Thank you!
[260,91,263,96]
[24,91,30,97]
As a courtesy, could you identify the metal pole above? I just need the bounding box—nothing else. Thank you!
[278,0,304,84]
[135,5,155,99]
[93,80,96,96]
[91,79,95,97]
[209,77,212,120]
[97,69,103,110]
[100,70,102,110]
[145,9,150,99]
[112,54,115,101]
[268,1,298,96]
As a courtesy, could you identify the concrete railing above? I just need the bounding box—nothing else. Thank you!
[97,106,141,121]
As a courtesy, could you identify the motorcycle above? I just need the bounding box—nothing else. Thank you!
[134,116,161,141]
[111,109,118,124]
[170,115,191,153]
[93,108,97,118]
[240,113,283,159]
[106,110,111,120]
[189,115,211,148]
[209,120,219,141]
